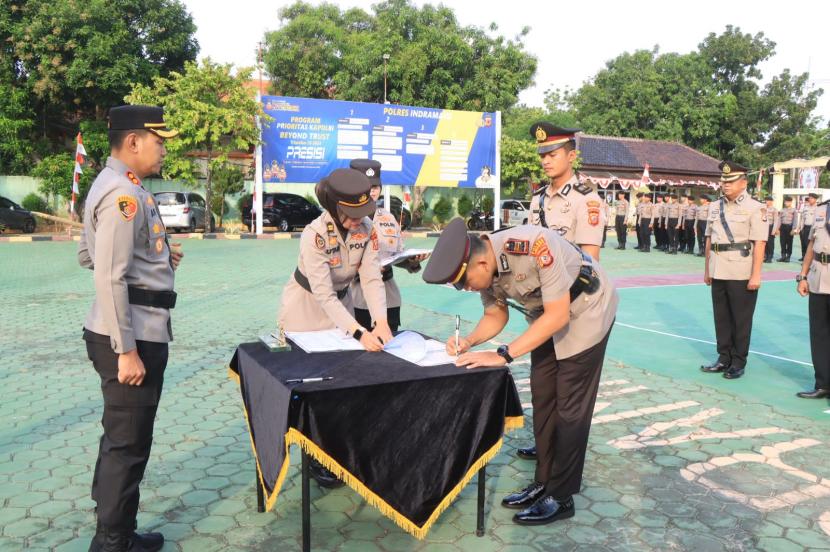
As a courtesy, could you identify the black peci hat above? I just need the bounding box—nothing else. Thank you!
[108,105,178,138]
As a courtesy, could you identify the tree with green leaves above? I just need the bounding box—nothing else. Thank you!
[500,135,543,198]
[31,153,93,213]
[0,0,197,171]
[211,163,248,227]
[127,59,269,231]
[264,0,536,113]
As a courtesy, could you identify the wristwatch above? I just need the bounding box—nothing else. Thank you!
[496,344,514,364]
[353,327,365,341]
[796,274,807,282]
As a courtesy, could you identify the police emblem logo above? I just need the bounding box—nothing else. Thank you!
[315,233,325,250]
[330,256,342,267]
[153,223,160,234]
[350,232,368,241]
[155,238,164,253]
[366,168,375,177]
[359,194,368,203]
[586,200,601,226]
[722,164,732,174]
[535,126,547,142]
[515,273,527,282]
[117,195,138,221]
[536,250,554,268]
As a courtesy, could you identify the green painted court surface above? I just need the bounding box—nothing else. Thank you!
[1,237,828,551]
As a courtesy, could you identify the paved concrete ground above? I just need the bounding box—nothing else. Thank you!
[1,238,829,551]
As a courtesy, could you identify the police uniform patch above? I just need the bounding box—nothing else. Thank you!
[371,229,379,251]
[126,171,141,186]
[155,238,164,253]
[350,232,367,241]
[330,256,341,267]
[315,233,325,250]
[560,184,572,196]
[574,183,592,195]
[117,195,138,222]
[536,249,554,268]
[146,196,154,205]
[587,200,601,226]
[530,237,549,257]
[499,253,511,272]
[504,239,530,255]
[153,223,160,234]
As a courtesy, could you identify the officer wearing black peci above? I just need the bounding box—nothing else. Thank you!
[77,105,183,552]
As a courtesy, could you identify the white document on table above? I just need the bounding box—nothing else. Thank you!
[285,329,364,353]
[384,331,456,367]
[381,248,433,268]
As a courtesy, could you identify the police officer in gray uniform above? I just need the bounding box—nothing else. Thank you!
[763,196,780,263]
[422,219,618,525]
[778,196,797,262]
[614,192,629,249]
[695,196,712,256]
[701,161,767,380]
[78,106,182,552]
[797,193,819,261]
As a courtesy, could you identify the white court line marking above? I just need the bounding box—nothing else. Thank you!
[615,321,812,367]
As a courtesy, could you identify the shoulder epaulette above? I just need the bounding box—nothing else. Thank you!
[533,185,548,196]
[573,183,592,195]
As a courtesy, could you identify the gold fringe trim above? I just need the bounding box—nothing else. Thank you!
[285,427,502,540]
[505,415,524,431]
[227,366,240,384]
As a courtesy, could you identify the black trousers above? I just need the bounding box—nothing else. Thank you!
[639,219,652,251]
[354,306,401,333]
[801,225,813,258]
[530,328,611,498]
[84,330,168,531]
[710,280,758,370]
[780,224,793,258]
[602,224,607,247]
[635,216,642,248]
[765,225,776,259]
[615,215,626,246]
[697,221,707,253]
[653,218,662,247]
[684,220,696,252]
[667,218,679,251]
[809,293,830,390]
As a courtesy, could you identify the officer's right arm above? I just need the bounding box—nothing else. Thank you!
[78,230,93,269]
[529,194,540,225]
[93,189,140,353]
[301,228,363,334]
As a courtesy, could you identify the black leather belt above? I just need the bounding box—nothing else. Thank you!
[816,252,830,264]
[711,242,751,253]
[127,286,177,309]
[294,268,349,299]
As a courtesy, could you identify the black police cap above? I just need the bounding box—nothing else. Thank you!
[350,159,382,187]
[108,105,178,138]
[530,122,581,154]
[422,218,471,289]
[719,160,748,182]
[324,168,376,219]
[809,192,820,199]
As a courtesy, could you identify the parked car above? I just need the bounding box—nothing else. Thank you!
[154,191,213,233]
[0,196,36,233]
[382,196,411,230]
[241,193,322,232]
[500,199,531,227]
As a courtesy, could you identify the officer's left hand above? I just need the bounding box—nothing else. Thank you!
[797,280,809,296]
[170,242,184,271]
[747,275,762,291]
[372,320,394,345]
[456,351,507,369]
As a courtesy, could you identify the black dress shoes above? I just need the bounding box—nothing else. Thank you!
[723,366,745,379]
[309,459,344,489]
[516,445,537,460]
[501,481,546,509]
[700,360,729,373]
[513,495,575,525]
[90,530,164,552]
[796,388,830,399]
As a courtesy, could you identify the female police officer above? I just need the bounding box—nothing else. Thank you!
[276,167,393,487]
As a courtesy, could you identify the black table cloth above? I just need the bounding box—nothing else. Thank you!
[228,338,523,539]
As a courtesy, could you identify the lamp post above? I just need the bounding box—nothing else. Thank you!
[383,53,390,104]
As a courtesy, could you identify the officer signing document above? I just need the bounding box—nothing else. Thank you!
[78,105,182,552]
[422,219,618,525]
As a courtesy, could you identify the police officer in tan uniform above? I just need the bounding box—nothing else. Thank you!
[664,195,681,254]
[682,195,697,253]
[778,196,797,262]
[614,191,629,249]
[701,161,768,380]
[528,123,604,261]
[763,196,780,263]
[653,195,666,250]
[797,193,819,261]
[277,168,392,488]
[422,218,618,525]
[349,159,425,332]
[638,194,655,252]
[695,196,711,256]
[522,123,604,460]
[78,105,182,552]
[796,190,830,399]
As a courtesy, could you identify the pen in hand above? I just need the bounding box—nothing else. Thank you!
[455,315,460,359]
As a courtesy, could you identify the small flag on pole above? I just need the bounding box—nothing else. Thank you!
[640,163,650,186]
[71,133,86,215]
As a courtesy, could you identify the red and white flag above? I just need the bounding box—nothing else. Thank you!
[640,163,651,185]
[71,133,86,215]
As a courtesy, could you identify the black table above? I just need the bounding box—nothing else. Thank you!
[229,338,523,548]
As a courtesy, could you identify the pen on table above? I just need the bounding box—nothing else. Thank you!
[455,315,460,359]
[285,377,334,384]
